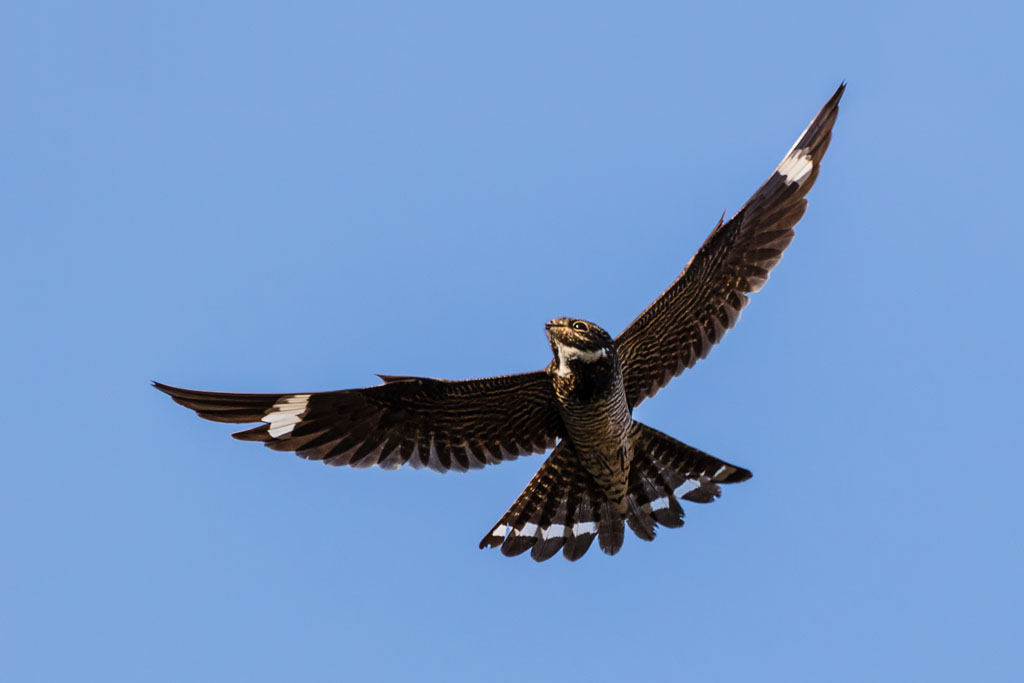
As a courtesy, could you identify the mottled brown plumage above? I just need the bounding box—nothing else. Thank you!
[617,85,844,408]
[156,85,844,561]
[545,318,633,516]
[155,373,563,472]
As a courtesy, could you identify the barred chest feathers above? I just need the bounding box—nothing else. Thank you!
[545,319,634,506]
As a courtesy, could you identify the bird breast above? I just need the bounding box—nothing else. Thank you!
[552,358,634,472]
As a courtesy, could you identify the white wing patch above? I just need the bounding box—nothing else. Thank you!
[778,147,814,185]
[262,394,311,438]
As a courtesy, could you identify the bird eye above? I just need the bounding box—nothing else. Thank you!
[571,321,589,332]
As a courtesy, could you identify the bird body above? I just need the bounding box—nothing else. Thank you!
[546,318,633,514]
[156,84,845,561]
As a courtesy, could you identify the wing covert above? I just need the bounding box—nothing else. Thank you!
[617,84,844,407]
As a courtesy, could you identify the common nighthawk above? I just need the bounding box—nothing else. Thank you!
[156,85,843,561]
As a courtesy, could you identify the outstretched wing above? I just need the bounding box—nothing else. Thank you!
[617,84,844,408]
[155,371,564,473]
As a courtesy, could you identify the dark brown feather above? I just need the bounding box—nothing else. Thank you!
[479,441,607,562]
[154,373,564,473]
[617,85,844,408]
[620,421,751,546]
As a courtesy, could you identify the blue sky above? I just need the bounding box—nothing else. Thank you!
[3,1,1022,681]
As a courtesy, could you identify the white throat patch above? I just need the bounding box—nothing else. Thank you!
[555,341,607,377]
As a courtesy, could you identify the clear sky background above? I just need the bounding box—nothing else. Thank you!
[3,2,1022,681]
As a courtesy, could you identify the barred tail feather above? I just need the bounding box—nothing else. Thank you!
[561,489,598,562]
[480,441,604,562]
[624,421,752,543]
[596,500,625,555]
[480,424,750,561]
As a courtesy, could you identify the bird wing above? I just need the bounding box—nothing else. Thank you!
[616,84,844,408]
[155,371,564,472]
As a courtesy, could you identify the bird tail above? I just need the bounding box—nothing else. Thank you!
[479,441,607,562]
[621,422,751,542]
[479,423,751,562]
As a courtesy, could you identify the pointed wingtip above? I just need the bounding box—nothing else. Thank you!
[151,381,194,409]
[152,381,196,403]
[376,374,418,384]
[723,466,753,484]
[816,83,845,124]
[814,82,845,125]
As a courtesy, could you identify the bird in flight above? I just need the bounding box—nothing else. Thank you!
[156,85,844,561]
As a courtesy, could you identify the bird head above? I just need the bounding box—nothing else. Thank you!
[545,318,615,375]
